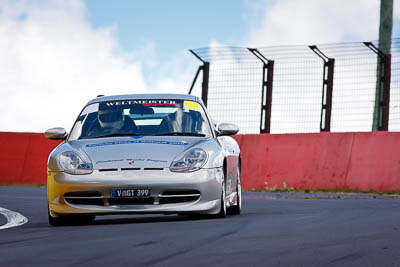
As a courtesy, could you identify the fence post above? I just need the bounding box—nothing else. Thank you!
[201,62,210,107]
[188,65,202,95]
[309,46,335,132]
[189,50,210,107]
[364,42,392,131]
[248,48,274,133]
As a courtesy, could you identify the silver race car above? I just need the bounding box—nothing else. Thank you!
[45,94,241,225]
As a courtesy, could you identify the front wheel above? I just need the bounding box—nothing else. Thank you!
[48,206,95,226]
[215,181,227,218]
[228,167,241,215]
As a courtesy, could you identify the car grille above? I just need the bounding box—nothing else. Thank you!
[98,168,118,172]
[120,168,141,171]
[63,189,200,206]
[65,198,105,205]
[159,190,201,204]
[97,168,164,172]
[64,191,104,206]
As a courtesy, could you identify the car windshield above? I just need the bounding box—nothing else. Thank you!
[68,99,213,140]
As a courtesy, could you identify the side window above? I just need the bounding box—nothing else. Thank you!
[80,113,98,137]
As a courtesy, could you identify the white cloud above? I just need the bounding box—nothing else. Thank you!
[149,49,199,95]
[244,0,385,46]
[0,0,155,132]
[0,0,201,132]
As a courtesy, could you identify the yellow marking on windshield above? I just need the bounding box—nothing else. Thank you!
[184,101,199,111]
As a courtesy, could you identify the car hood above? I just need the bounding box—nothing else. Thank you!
[68,136,208,169]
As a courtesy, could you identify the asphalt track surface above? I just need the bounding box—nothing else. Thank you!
[1,187,400,267]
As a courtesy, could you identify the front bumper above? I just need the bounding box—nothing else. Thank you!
[47,167,224,216]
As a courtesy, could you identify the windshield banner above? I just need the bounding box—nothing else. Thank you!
[99,100,178,110]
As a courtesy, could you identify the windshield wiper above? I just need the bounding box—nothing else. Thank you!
[89,133,144,139]
[153,132,206,137]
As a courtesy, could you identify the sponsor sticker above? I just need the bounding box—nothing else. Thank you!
[126,158,167,163]
[146,158,167,163]
[96,158,168,165]
[86,140,187,148]
[100,100,177,109]
[96,159,124,164]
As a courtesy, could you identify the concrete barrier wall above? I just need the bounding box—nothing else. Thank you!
[0,132,62,184]
[233,132,400,191]
[0,132,399,191]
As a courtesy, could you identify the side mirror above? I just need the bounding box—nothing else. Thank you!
[218,123,239,136]
[45,127,68,140]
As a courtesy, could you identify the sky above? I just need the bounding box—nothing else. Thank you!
[0,0,399,132]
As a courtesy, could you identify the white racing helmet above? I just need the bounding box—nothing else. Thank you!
[98,108,125,130]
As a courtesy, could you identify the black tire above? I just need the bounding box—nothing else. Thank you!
[75,215,96,225]
[215,181,227,218]
[228,167,242,215]
[48,206,95,226]
[48,207,69,226]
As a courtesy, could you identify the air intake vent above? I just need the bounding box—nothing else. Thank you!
[64,191,104,206]
[99,168,118,172]
[162,190,200,195]
[64,191,101,197]
[65,198,104,205]
[121,168,141,171]
[159,190,201,204]
[159,195,200,204]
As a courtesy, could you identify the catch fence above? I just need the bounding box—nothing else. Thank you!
[189,39,400,134]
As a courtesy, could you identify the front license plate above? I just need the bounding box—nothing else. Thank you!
[112,188,151,198]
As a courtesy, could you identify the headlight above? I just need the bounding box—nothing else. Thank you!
[58,151,93,175]
[170,148,208,172]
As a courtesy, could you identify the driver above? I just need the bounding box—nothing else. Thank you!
[87,108,136,137]
[98,108,125,130]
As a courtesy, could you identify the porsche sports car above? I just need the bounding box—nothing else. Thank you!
[45,94,241,225]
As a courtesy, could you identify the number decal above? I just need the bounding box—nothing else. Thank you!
[184,101,199,111]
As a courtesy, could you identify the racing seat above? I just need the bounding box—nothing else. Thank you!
[121,115,138,133]
[159,110,198,133]
[86,115,138,137]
